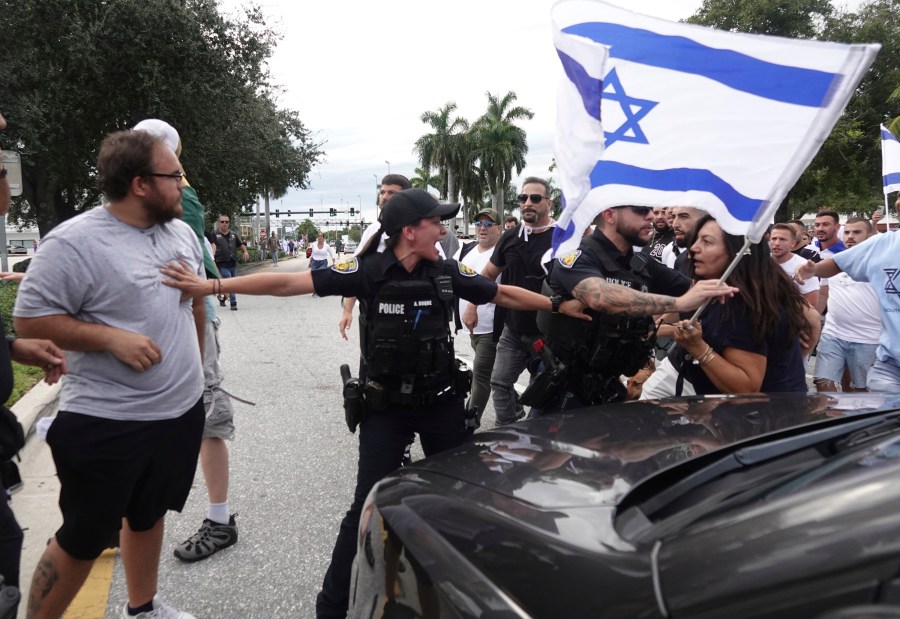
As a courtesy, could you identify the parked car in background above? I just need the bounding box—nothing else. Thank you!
[351,393,900,619]
[344,241,358,253]
[6,245,27,255]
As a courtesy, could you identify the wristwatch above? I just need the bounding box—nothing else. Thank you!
[550,294,562,314]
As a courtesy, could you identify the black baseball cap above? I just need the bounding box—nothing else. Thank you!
[380,189,460,235]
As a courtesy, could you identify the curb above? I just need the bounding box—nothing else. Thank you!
[13,379,60,440]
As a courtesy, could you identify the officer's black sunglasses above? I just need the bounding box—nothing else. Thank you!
[617,205,652,216]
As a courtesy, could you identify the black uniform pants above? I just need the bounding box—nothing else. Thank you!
[0,487,23,588]
[316,397,470,619]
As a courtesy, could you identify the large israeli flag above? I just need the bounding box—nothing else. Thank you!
[882,124,900,195]
[551,0,879,257]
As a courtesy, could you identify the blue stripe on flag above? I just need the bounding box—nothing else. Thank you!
[553,220,579,249]
[557,49,602,121]
[564,22,838,108]
[883,127,899,142]
[590,161,764,222]
[884,172,900,186]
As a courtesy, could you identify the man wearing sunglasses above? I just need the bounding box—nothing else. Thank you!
[463,177,556,425]
[208,215,249,310]
[528,204,736,413]
[453,208,503,426]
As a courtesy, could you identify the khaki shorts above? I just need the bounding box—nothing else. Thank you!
[203,318,235,440]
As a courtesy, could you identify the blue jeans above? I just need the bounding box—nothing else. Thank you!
[867,358,900,392]
[310,258,328,271]
[814,333,878,388]
[489,326,539,424]
[218,265,237,307]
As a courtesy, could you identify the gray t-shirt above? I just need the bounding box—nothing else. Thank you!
[14,206,205,421]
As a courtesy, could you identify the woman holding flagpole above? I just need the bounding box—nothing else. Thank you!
[670,215,813,395]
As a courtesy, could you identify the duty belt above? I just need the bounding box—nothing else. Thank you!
[384,387,454,408]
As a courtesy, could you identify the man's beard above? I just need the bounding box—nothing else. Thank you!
[145,192,182,224]
[621,226,649,247]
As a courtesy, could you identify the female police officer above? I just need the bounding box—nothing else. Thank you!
[161,188,587,618]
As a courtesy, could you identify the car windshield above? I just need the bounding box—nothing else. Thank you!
[616,412,900,543]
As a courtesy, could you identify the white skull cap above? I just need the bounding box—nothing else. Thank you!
[132,119,180,153]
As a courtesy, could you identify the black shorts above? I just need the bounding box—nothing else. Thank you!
[47,398,205,560]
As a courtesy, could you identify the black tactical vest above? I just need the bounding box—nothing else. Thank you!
[538,238,655,380]
[212,231,239,264]
[359,269,455,395]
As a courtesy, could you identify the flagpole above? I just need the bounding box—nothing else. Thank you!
[687,237,752,326]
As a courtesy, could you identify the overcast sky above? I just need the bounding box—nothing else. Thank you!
[218,0,709,223]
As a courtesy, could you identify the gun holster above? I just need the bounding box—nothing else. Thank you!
[519,358,569,409]
[343,377,366,434]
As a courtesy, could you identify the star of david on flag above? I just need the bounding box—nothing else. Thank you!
[550,0,880,258]
[881,124,900,195]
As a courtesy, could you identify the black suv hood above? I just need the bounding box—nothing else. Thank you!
[406,393,900,509]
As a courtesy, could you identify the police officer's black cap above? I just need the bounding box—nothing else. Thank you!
[380,189,460,235]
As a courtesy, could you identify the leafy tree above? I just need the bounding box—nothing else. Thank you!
[686,0,832,38]
[470,91,534,220]
[295,219,320,243]
[0,0,323,235]
[414,102,468,202]
[410,166,443,194]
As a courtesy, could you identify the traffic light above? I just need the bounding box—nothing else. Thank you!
[286,210,292,217]
[329,208,336,216]
[309,209,314,217]
[350,207,355,216]
[275,209,280,216]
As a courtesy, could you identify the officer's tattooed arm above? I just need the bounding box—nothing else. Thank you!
[572,277,738,316]
[573,277,676,316]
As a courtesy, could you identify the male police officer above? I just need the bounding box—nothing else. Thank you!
[527,205,736,413]
[160,188,586,618]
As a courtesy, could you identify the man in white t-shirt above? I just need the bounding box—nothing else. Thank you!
[770,223,819,308]
[812,217,881,392]
[453,208,502,425]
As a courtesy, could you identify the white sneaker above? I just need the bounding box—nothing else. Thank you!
[121,596,196,619]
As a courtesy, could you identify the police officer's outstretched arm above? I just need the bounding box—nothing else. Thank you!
[571,277,737,317]
[491,284,589,320]
[161,260,315,297]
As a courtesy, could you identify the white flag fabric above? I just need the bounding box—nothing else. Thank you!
[882,124,900,195]
[550,0,879,257]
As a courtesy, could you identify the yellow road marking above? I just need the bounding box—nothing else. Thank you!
[63,548,116,618]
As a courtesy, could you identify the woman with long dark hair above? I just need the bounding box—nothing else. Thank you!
[671,215,816,394]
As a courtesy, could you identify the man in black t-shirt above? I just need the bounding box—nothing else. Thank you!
[207,215,249,310]
[463,177,555,425]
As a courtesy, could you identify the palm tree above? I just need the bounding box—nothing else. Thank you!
[470,91,534,220]
[410,166,443,195]
[414,102,469,202]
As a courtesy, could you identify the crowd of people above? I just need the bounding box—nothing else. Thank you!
[1,115,898,619]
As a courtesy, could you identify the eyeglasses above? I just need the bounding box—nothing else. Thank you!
[517,193,546,205]
[616,205,653,216]
[473,221,496,228]
[147,172,184,181]
[219,220,230,224]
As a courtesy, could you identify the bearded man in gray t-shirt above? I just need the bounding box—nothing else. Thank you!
[13,130,206,619]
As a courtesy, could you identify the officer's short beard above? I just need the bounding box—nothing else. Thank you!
[622,229,649,247]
